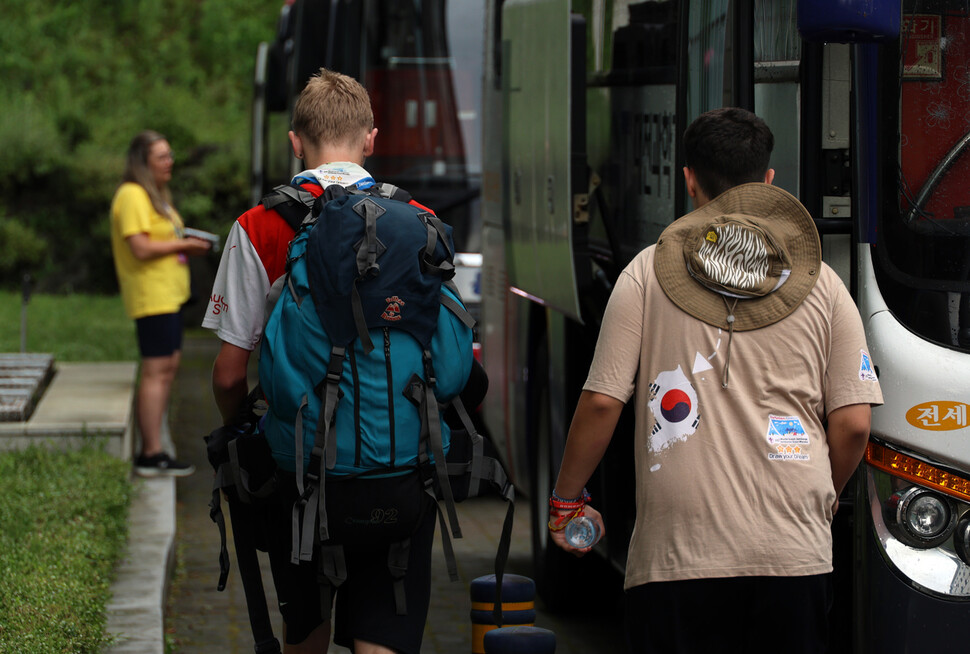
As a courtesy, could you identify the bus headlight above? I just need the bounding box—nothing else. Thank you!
[865,440,970,597]
[955,514,970,566]
[885,486,956,548]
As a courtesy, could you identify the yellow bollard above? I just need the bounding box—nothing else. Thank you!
[469,574,536,654]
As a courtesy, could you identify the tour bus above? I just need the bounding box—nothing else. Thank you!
[477,0,970,650]
[250,0,486,324]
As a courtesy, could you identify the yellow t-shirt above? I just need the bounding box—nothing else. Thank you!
[110,182,190,319]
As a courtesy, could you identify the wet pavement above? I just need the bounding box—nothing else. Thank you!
[165,334,627,653]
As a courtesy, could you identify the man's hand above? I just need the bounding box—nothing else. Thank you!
[549,504,605,557]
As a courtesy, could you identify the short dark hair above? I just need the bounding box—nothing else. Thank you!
[683,107,774,199]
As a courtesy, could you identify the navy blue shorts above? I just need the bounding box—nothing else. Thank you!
[624,574,832,654]
[134,312,183,358]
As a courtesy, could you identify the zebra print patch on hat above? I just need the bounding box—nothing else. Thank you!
[696,224,770,292]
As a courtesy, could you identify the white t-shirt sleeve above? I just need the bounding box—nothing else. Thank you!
[201,222,272,351]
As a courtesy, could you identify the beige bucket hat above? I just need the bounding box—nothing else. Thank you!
[654,183,821,332]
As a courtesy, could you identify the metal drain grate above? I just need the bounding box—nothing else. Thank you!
[0,354,55,422]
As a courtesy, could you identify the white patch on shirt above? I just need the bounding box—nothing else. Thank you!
[692,352,713,373]
[766,414,810,461]
[647,365,700,454]
[859,350,878,382]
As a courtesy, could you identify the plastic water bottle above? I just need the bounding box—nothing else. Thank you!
[564,515,601,548]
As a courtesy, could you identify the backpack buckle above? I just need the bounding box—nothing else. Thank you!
[303,470,320,488]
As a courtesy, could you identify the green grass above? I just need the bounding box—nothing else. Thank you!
[0,291,137,362]
[0,445,132,653]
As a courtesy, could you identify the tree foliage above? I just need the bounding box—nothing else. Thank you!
[0,0,284,292]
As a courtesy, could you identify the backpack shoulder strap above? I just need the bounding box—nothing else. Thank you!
[262,184,316,232]
[375,182,413,203]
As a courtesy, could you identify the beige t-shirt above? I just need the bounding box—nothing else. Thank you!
[584,245,883,589]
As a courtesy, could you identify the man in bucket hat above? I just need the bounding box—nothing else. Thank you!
[547,108,883,653]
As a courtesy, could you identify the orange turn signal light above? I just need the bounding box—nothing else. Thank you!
[866,441,970,503]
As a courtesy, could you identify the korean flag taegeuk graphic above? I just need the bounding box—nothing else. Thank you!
[648,365,700,453]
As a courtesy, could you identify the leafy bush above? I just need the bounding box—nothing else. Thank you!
[0,218,46,283]
[0,446,132,653]
[0,0,283,293]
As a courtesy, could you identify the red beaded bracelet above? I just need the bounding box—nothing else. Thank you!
[548,487,591,511]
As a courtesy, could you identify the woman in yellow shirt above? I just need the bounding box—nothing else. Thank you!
[110,130,211,476]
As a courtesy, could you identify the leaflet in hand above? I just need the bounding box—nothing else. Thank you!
[183,228,221,252]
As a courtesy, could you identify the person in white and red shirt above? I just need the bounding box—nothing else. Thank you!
[202,68,440,654]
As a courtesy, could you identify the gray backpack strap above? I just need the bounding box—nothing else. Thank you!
[419,213,456,279]
[441,281,477,330]
[318,544,346,618]
[403,355,462,540]
[265,275,287,322]
[262,183,316,210]
[290,396,308,563]
[427,486,461,582]
[376,182,413,203]
[262,184,316,232]
[387,539,412,615]
[294,345,345,564]
[349,198,387,354]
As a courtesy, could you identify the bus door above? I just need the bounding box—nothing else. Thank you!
[847,3,970,651]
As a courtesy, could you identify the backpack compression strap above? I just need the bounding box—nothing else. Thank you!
[291,346,345,563]
[349,198,386,354]
[441,281,477,330]
[419,213,456,279]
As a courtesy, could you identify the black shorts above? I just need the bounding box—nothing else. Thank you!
[134,312,183,358]
[624,574,832,654]
[264,471,437,653]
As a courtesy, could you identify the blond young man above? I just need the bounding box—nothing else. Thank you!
[203,69,444,654]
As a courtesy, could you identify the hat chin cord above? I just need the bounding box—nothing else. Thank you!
[721,296,739,388]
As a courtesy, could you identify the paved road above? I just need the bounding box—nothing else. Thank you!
[165,334,627,653]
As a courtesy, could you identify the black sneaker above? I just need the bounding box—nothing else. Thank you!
[134,452,196,478]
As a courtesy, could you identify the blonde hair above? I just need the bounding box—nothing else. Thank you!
[122,130,173,217]
[292,68,373,149]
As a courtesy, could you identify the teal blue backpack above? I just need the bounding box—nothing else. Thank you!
[257,182,475,564]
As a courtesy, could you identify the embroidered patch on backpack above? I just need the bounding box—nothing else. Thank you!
[382,296,404,321]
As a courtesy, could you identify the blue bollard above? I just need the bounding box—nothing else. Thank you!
[797,0,901,43]
[484,626,557,654]
[470,574,536,654]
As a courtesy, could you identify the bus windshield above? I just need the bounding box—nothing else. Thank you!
[875,6,970,352]
[359,0,484,252]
